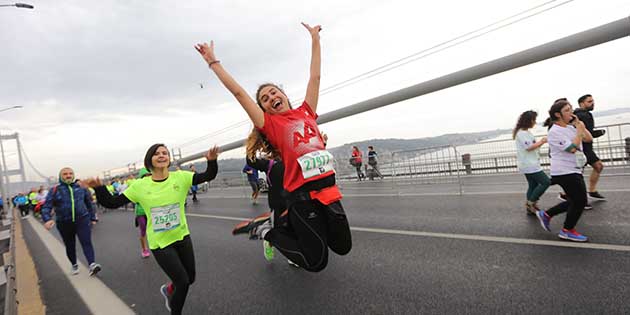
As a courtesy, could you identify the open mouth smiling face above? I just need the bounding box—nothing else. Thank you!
[259,86,289,114]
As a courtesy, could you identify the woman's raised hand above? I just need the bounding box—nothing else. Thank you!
[83,177,103,188]
[206,146,220,161]
[301,22,321,40]
[194,41,218,65]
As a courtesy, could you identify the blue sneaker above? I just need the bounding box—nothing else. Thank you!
[160,284,172,312]
[558,228,588,242]
[536,210,551,232]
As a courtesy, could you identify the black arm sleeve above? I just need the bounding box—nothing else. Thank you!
[574,111,594,132]
[94,186,131,209]
[192,159,218,185]
[591,129,605,138]
[246,157,269,173]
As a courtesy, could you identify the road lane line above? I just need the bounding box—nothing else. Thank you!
[187,213,630,252]
[26,216,134,315]
[199,188,630,198]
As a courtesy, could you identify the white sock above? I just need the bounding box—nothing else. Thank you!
[261,227,270,239]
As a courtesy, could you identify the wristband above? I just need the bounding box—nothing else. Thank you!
[208,60,220,67]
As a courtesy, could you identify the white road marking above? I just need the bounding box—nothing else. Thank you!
[187,213,630,252]
[26,216,135,315]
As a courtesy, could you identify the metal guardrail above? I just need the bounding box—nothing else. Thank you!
[3,205,17,315]
[391,145,463,195]
[454,122,630,175]
[206,122,630,195]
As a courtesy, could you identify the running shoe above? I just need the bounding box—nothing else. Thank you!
[588,191,606,200]
[287,260,300,268]
[558,193,568,202]
[558,228,588,242]
[232,212,271,237]
[536,210,551,232]
[525,202,536,215]
[71,264,79,275]
[88,263,101,276]
[141,249,150,258]
[160,284,172,312]
[584,203,593,210]
[263,240,274,261]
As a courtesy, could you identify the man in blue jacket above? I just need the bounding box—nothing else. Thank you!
[42,167,102,276]
[14,193,29,217]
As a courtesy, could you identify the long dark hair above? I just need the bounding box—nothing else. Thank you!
[144,143,171,171]
[543,100,570,128]
[512,110,537,139]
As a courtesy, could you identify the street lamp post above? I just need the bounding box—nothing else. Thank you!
[0,106,23,113]
[0,3,34,9]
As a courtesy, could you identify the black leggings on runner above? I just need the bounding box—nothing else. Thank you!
[152,235,195,315]
[546,173,587,230]
[265,199,352,272]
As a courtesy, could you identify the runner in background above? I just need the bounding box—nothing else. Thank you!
[350,146,365,181]
[242,164,260,205]
[513,110,551,215]
[41,167,101,276]
[367,145,384,180]
[574,94,606,201]
[189,165,199,203]
[134,168,152,258]
[537,100,592,242]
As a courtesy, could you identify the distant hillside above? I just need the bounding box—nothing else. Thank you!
[199,107,629,173]
[593,107,630,117]
[208,129,511,172]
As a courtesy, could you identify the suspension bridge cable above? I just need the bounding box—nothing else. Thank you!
[174,0,576,150]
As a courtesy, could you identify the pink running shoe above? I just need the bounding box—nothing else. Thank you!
[142,249,150,258]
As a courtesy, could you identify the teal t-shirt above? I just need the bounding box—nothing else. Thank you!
[123,171,194,249]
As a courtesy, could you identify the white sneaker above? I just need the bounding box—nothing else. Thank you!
[71,264,79,275]
[88,262,101,276]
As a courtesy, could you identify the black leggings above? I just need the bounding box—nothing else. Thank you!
[265,199,352,272]
[152,235,195,315]
[19,205,29,217]
[547,173,587,230]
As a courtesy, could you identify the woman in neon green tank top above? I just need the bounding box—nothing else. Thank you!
[86,144,219,315]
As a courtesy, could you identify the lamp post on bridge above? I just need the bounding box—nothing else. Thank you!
[0,3,34,9]
[0,106,22,113]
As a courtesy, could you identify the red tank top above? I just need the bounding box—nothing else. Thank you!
[258,102,333,192]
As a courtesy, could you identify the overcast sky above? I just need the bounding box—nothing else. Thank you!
[1,0,629,180]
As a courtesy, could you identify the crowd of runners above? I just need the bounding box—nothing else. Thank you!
[9,23,613,314]
[513,94,607,242]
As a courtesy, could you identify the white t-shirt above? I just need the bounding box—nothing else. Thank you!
[515,130,543,174]
[116,183,128,194]
[548,124,586,176]
[35,191,48,202]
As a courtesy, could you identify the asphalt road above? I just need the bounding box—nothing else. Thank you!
[23,172,630,314]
